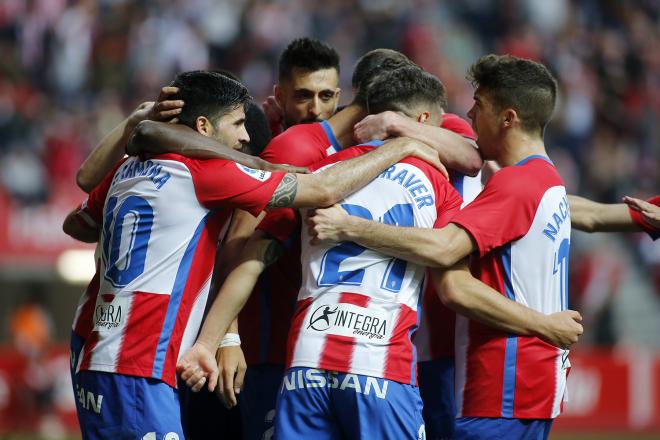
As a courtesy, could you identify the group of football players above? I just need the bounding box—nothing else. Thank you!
[63,38,659,440]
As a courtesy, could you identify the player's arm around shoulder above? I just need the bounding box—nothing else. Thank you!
[267,136,447,209]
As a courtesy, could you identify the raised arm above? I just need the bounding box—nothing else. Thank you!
[568,195,638,232]
[432,261,583,348]
[307,204,473,268]
[127,120,304,173]
[268,136,447,209]
[354,111,483,176]
[77,87,183,193]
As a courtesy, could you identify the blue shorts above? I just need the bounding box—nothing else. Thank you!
[75,370,184,440]
[275,367,425,440]
[454,417,553,440]
[70,331,86,417]
[418,358,455,440]
[239,363,284,440]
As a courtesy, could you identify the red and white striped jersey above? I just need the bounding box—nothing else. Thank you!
[260,144,462,385]
[73,154,284,388]
[450,155,571,419]
[414,113,481,362]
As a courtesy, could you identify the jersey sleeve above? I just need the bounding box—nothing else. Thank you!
[629,195,660,240]
[433,184,463,228]
[186,159,285,216]
[81,159,127,225]
[449,168,538,256]
[441,113,476,140]
[260,123,332,166]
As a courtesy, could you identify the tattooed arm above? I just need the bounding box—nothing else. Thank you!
[266,136,446,208]
[177,230,284,392]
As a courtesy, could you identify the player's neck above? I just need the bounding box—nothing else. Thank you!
[327,103,367,149]
[497,129,547,167]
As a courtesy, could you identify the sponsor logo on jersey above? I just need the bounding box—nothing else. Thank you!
[306,303,389,340]
[93,294,128,333]
[281,368,389,399]
[236,163,272,182]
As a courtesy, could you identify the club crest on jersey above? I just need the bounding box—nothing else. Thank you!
[306,303,389,340]
[236,163,271,182]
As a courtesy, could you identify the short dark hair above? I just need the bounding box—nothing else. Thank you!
[243,101,272,156]
[172,70,250,129]
[467,54,558,135]
[278,38,340,81]
[351,49,414,105]
[367,66,447,116]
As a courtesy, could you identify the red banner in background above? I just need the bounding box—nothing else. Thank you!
[555,348,660,433]
[0,185,93,267]
[0,345,78,435]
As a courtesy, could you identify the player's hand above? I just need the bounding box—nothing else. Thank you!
[623,196,660,228]
[393,137,449,180]
[176,341,219,393]
[538,310,583,349]
[215,346,247,409]
[262,94,284,129]
[307,204,351,244]
[353,111,399,143]
[146,86,183,123]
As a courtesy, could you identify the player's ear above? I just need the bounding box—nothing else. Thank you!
[417,112,430,124]
[195,116,213,137]
[502,108,517,129]
[274,84,284,107]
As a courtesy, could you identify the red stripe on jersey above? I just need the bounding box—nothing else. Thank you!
[317,293,370,372]
[160,212,226,386]
[115,292,171,377]
[73,260,101,338]
[383,303,418,384]
[513,338,560,418]
[460,256,508,416]
[286,297,314,368]
[461,320,507,416]
[79,329,101,372]
[420,281,455,359]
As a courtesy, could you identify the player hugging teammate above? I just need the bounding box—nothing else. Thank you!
[64,36,659,440]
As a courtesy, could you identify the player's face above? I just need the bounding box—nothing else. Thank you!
[277,67,340,127]
[467,88,499,160]
[213,106,250,150]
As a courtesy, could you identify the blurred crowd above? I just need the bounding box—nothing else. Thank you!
[0,0,658,346]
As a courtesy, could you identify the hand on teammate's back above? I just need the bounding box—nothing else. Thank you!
[538,310,583,349]
[307,204,350,244]
[176,341,219,393]
[353,111,400,143]
[385,136,448,179]
[215,346,247,409]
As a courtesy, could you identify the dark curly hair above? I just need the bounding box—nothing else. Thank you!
[467,54,558,135]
